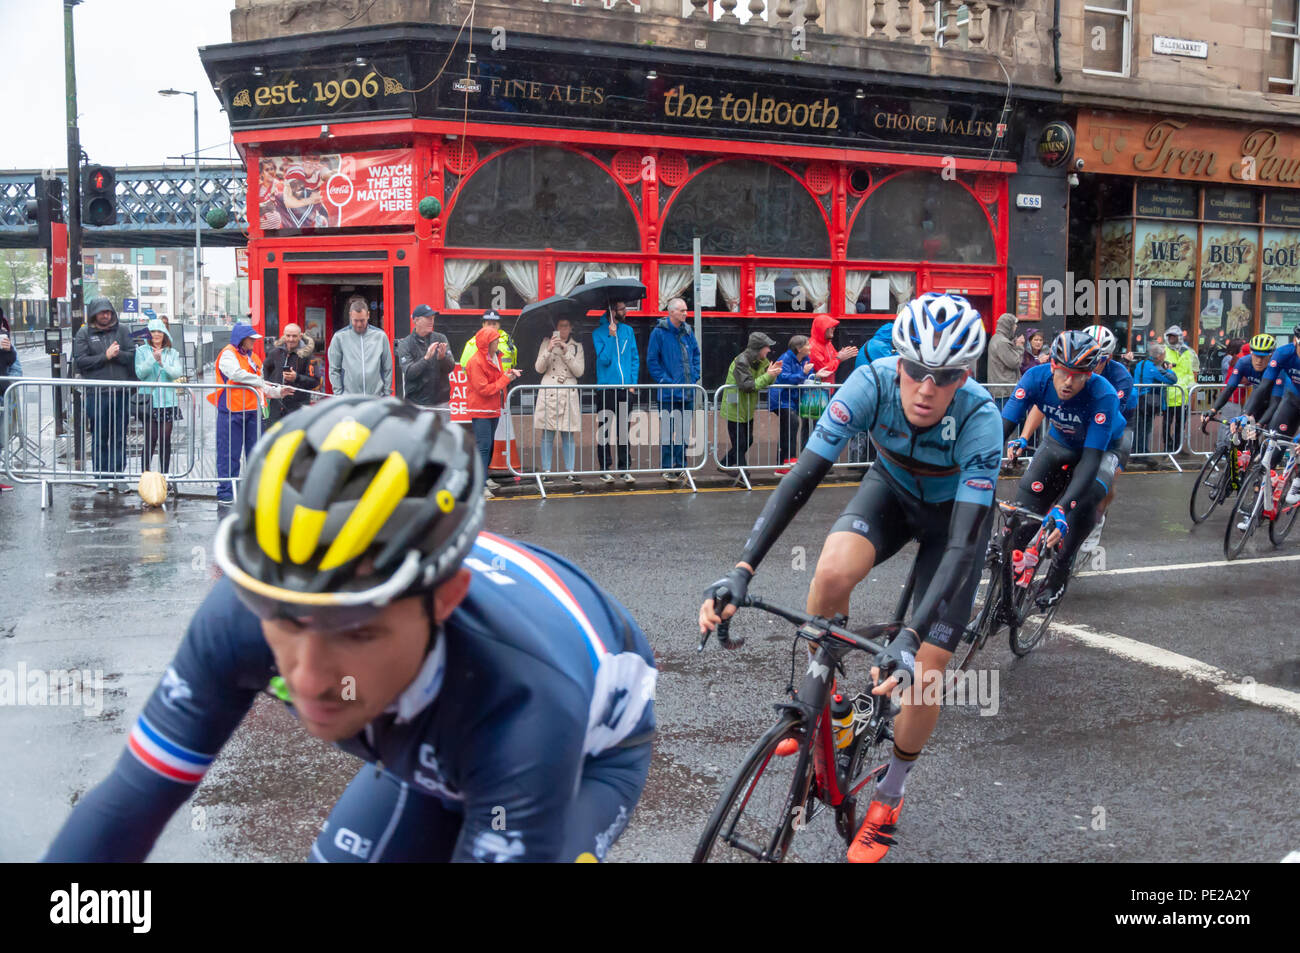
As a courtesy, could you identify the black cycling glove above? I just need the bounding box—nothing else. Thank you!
[873,627,921,688]
[703,566,752,613]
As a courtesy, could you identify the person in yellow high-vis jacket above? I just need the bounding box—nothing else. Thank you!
[458,310,517,372]
[1162,325,1198,453]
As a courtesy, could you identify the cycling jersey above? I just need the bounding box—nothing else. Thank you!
[804,357,1003,505]
[1213,355,1270,413]
[44,533,658,863]
[1098,357,1136,423]
[1001,363,1124,451]
[1258,343,1300,400]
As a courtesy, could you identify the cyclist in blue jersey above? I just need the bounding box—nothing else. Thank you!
[699,293,1003,864]
[44,397,657,863]
[1235,328,1300,511]
[1002,330,1125,608]
[1203,333,1276,448]
[1074,325,1135,552]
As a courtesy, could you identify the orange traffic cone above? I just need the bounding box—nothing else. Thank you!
[490,413,520,473]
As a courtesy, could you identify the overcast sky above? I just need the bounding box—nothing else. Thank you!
[1,0,238,281]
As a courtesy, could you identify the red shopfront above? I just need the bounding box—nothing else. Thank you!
[211,25,1020,386]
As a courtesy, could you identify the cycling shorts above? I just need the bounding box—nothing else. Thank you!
[1260,391,1300,441]
[829,465,988,653]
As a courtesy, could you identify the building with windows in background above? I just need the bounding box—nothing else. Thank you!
[198,0,1300,389]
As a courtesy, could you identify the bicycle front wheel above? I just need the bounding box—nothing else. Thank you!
[692,713,814,863]
[953,557,1004,672]
[1190,446,1231,524]
[1009,548,1059,656]
[1269,468,1300,546]
[1224,465,1267,561]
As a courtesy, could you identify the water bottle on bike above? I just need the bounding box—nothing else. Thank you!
[1011,545,1039,587]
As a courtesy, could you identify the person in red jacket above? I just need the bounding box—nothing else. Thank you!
[465,326,520,498]
[808,313,858,380]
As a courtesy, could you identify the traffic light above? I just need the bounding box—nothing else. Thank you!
[23,176,65,248]
[82,164,117,226]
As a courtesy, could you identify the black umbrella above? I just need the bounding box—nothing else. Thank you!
[566,277,647,315]
[509,292,583,343]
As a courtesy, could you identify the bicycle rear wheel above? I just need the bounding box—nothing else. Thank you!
[692,713,815,863]
[1190,446,1231,524]
[1268,468,1300,546]
[1224,465,1267,561]
[1009,548,1059,656]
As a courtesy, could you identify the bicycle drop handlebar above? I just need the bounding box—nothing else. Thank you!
[699,590,897,658]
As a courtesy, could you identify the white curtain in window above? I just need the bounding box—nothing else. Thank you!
[793,269,830,312]
[503,260,540,304]
[554,261,593,297]
[604,263,641,280]
[713,267,741,312]
[887,271,914,306]
[844,271,871,312]
[658,264,693,308]
[443,259,490,310]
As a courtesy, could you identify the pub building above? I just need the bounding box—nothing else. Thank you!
[199,22,1071,388]
[1069,109,1300,381]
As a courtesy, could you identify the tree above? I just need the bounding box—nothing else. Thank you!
[96,267,135,314]
[0,250,44,328]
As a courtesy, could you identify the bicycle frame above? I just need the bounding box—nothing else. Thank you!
[1257,435,1299,521]
[987,501,1054,629]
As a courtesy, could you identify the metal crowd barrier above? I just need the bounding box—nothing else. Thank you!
[1127,382,1185,470]
[1184,383,1231,459]
[2,376,267,507]
[711,383,871,489]
[503,383,710,496]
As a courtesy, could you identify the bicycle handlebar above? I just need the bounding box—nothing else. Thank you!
[1200,410,1219,434]
[699,593,898,658]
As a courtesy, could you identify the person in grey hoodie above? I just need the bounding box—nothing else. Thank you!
[73,297,137,481]
[987,313,1024,396]
[327,296,393,396]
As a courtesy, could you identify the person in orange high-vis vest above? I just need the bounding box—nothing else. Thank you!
[210,322,282,505]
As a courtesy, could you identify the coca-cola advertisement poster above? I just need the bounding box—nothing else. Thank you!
[256,150,416,230]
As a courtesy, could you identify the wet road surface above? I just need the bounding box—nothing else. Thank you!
[1,470,1296,862]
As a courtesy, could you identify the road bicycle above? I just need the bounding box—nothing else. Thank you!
[1224,426,1300,560]
[950,501,1064,672]
[692,594,904,863]
[1190,412,1252,524]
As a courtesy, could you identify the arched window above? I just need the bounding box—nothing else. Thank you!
[446,146,639,251]
[848,171,995,263]
[661,160,829,258]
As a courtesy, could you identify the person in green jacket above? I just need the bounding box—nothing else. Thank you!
[721,331,777,470]
[1161,324,1198,454]
[134,317,185,472]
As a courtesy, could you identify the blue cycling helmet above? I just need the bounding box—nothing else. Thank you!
[1050,329,1104,371]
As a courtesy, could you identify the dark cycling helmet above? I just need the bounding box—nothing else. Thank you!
[1250,333,1275,355]
[213,396,484,626]
[1050,329,1105,371]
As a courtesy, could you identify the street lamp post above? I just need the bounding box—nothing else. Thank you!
[158,88,200,322]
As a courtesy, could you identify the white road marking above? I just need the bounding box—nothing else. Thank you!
[1047,621,1300,720]
[1074,552,1300,577]
[1282,851,1300,863]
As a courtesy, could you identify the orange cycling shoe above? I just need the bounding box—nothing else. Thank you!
[846,796,903,863]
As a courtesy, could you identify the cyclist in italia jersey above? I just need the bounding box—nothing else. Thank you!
[44,398,657,863]
[1076,325,1135,552]
[699,293,1003,864]
[1002,330,1124,607]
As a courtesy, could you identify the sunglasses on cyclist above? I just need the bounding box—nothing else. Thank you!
[898,358,967,387]
[1050,359,1092,378]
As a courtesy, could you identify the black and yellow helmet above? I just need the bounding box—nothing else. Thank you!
[214,396,484,626]
[1250,333,1275,355]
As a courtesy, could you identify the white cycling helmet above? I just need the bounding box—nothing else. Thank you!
[892,293,986,367]
[1082,324,1117,357]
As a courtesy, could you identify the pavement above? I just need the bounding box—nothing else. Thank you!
[1,467,1296,862]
